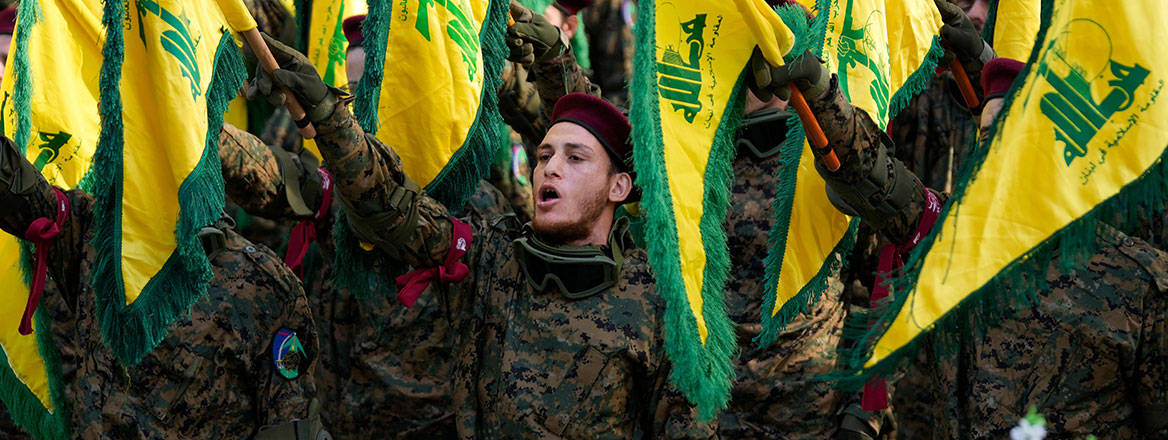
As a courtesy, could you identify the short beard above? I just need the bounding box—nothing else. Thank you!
[531,191,608,245]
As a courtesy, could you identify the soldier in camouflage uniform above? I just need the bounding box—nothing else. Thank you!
[247,25,714,436]
[0,135,329,438]
[752,5,1168,436]
[717,76,887,440]
[219,120,514,439]
[496,3,601,221]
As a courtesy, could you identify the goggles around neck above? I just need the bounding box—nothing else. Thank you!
[736,108,793,159]
[513,218,629,299]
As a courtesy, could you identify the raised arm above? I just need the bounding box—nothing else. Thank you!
[748,51,934,244]
[245,33,456,270]
[218,123,324,220]
[0,135,89,297]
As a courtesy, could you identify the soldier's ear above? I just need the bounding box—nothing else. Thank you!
[562,15,578,39]
[608,172,632,204]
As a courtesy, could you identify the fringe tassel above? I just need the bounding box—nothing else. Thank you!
[832,0,1168,388]
[90,8,246,365]
[629,0,741,421]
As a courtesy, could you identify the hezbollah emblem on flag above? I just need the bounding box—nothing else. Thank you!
[354,0,506,207]
[633,0,800,419]
[844,0,1168,378]
[1035,20,1152,170]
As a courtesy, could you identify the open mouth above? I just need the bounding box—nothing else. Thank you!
[539,185,561,203]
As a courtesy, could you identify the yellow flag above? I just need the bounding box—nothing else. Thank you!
[984,0,1041,62]
[353,0,507,207]
[855,0,1168,374]
[819,0,944,129]
[757,0,946,349]
[631,0,795,419]
[0,1,101,436]
[88,0,252,365]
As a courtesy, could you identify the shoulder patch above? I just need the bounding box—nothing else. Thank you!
[272,328,305,380]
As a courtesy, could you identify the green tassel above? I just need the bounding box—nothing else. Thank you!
[832,0,1168,388]
[888,36,946,122]
[756,0,862,346]
[630,0,741,421]
[90,3,246,365]
[353,0,389,134]
[981,0,1000,44]
[425,0,507,208]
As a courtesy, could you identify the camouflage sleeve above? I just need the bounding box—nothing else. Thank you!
[311,101,454,269]
[809,77,930,244]
[0,135,91,297]
[532,44,602,128]
[1134,272,1168,435]
[497,63,547,147]
[218,123,323,220]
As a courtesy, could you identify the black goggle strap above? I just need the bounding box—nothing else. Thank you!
[736,108,792,159]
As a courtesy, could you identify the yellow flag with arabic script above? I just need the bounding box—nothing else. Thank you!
[850,0,1168,376]
[88,0,254,366]
[0,0,102,437]
[353,0,507,207]
[631,0,793,419]
[818,0,945,128]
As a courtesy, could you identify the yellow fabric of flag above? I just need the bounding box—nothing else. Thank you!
[986,0,1041,62]
[0,1,101,436]
[353,0,506,206]
[632,0,794,419]
[89,0,250,365]
[862,0,1168,370]
[757,0,944,344]
[818,0,944,128]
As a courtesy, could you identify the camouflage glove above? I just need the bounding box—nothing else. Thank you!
[935,0,994,72]
[507,1,568,65]
[749,48,830,101]
[245,33,339,123]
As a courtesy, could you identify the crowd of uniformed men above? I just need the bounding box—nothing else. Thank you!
[0,0,1165,438]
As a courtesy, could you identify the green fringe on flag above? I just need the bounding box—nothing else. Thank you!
[755,1,858,347]
[89,1,246,366]
[832,0,1168,388]
[0,311,70,440]
[629,0,740,421]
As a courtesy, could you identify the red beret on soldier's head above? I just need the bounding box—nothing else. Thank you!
[550,93,640,202]
[551,93,633,172]
[343,14,366,47]
[553,0,594,15]
[981,57,1025,99]
[0,7,16,36]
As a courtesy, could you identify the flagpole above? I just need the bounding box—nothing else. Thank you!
[789,88,841,171]
[950,60,980,108]
[241,29,318,139]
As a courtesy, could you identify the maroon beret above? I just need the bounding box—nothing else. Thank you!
[553,0,594,15]
[551,93,633,172]
[0,8,15,36]
[981,57,1025,99]
[343,14,365,47]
